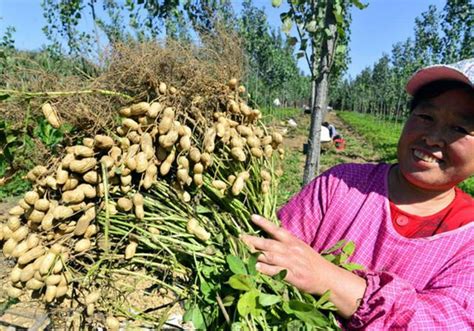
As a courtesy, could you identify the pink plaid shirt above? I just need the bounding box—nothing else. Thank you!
[278,163,474,330]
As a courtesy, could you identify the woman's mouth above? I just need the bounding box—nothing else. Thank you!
[413,149,440,164]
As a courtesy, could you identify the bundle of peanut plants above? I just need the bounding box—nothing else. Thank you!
[0,41,360,330]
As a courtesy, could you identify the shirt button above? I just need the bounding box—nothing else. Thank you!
[396,215,409,226]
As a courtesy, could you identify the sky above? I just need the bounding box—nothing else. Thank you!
[0,0,446,78]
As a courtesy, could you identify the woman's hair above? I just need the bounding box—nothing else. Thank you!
[409,80,473,111]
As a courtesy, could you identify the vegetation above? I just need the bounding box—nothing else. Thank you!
[330,0,473,119]
[272,0,367,183]
[338,111,401,163]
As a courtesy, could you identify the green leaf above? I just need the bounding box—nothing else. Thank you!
[237,289,259,316]
[222,295,235,307]
[183,305,205,330]
[306,20,317,33]
[6,134,17,144]
[283,300,329,326]
[272,0,282,8]
[342,241,355,256]
[336,44,346,54]
[226,255,247,275]
[351,0,368,10]
[287,37,298,47]
[258,293,281,306]
[334,11,344,24]
[321,240,347,254]
[282,18,292,34]
[343,262,365,271]
[228,274,254,291]
[248,253,259,276]
[315,290,331,307]
[200,278,212,297]
[322,254,336,263]
[273,269,287,281]
[231,322,244,331]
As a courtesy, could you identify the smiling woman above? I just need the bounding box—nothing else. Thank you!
[244,58,474,329]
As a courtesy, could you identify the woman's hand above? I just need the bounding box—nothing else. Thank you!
[241,214,335,296]
[241,214,367,319]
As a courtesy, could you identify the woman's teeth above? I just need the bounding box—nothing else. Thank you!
[414,149,438,163]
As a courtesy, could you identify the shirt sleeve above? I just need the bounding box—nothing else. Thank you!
[277,167,334,246]
[346,242,474,330]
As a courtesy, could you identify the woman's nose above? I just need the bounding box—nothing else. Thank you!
[423,128,446,147]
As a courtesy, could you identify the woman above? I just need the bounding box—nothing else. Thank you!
[243,58,474,329]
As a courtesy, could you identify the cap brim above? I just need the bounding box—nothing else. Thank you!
[406,66,472,95]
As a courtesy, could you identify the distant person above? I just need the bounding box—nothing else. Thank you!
[320,125,331,142]
[243,58,474,328]
[322,121,338,139]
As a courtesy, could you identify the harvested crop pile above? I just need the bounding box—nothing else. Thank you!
[0,39,357,330]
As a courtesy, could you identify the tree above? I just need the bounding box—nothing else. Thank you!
[239,0,307,107]
[272,0,367,184]
[413,5,442,66]
[441,0,474,63]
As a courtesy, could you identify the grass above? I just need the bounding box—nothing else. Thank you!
[338,111,402,164]
[0,172,31,200]
[261,107,302,125]
[277,149,304,207]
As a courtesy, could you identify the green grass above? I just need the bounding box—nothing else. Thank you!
[261,107,302,125]
[277,149,304,207]
[338,111,402,163]
[0,172,31,200]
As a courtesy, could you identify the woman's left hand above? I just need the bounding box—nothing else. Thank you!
[241,214,338,296]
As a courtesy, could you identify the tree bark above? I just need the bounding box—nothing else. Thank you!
[303,1,337,186]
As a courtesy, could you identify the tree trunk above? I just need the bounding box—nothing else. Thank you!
[303,2,337,186]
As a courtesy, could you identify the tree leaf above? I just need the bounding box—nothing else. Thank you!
[226,254,247,275]
[227,274,254,291]
[282,18,293,34]
[258,293,281,306]
[306,20,317,33]
[351,0,368,10]
[272,0,282,8]
[287,37,298,47]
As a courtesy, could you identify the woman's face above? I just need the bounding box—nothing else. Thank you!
[397,88,474,191]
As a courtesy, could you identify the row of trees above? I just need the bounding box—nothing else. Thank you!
[1,0,370,182]
[0,0,310,109]
[330,0,473,120]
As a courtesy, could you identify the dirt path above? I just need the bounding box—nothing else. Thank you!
[281,111,381,174]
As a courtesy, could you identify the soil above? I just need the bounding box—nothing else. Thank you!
[281,110,381,173]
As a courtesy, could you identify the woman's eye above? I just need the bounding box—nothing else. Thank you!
[417,114,432,121]
[453,126,468,134]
